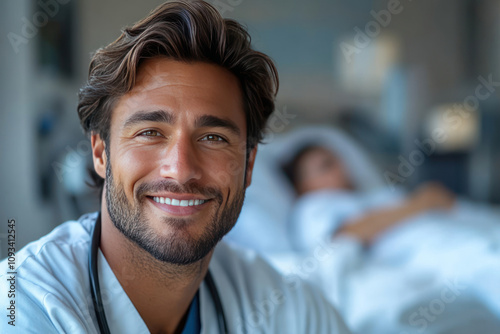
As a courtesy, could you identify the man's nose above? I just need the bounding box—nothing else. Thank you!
[159,136,202,185]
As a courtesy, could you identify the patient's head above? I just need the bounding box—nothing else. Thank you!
[283,145,353,195]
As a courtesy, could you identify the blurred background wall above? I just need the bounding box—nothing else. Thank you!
[1,0,500,257]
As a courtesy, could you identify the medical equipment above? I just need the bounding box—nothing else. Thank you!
[89,213,228,334]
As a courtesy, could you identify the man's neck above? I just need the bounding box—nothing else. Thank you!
[99,209,212,334]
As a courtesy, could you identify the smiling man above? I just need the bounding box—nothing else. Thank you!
[0,1,349,333]
[99,60,248,270]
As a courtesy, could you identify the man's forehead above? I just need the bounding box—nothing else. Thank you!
[112,57,246,132]
[132,58,238,92]
[133,58,181,90]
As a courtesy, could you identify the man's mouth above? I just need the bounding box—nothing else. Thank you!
[151,196,208,207]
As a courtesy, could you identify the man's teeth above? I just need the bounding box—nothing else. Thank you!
[152,197,206,206]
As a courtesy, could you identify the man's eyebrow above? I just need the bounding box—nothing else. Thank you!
[122,110,174,129]
[195,114,241,136]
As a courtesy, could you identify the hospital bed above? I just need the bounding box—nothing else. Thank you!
[225,126,500,334]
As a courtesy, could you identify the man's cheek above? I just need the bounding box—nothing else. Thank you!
[225,159,245,178]
[206,171,231,190]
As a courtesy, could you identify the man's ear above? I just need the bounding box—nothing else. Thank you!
[91,134,107,179]
[245,146,258,188]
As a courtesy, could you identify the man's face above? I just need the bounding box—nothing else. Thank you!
[93,58,256,265]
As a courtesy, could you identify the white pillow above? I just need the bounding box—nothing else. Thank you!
[225,125,385,253]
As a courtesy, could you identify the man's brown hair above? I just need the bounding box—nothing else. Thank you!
[77,0,278,190]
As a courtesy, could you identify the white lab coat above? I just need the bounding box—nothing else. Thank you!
[0,212,350,333]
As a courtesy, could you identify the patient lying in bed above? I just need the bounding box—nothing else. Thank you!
[282,141,500,333]
[283,144,456,249]
[226,126,500,333]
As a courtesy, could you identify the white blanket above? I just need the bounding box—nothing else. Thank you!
[283,192,500,333]
[225,126,500,333]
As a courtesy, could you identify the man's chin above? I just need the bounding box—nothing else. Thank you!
[123,219,219,265]
[145,214,211,239]
[138,237,217,265]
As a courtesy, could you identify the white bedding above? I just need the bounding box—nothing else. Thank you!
[224,126,500,333]
[281,195,500,333]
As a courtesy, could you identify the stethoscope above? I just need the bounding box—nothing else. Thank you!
[88,213,228,333]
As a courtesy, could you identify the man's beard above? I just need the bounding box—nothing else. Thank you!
[105,162,245,265]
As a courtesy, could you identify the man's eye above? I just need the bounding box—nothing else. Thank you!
[140,130,161,137]
[201,134,226,142]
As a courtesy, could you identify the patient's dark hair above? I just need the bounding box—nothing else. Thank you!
[78,0,279,192]
[282,144,322,192]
